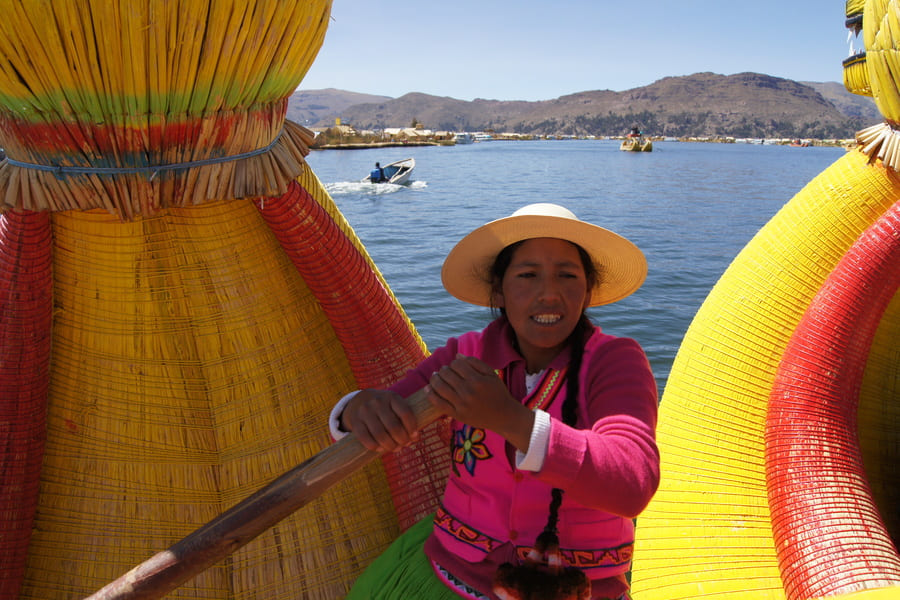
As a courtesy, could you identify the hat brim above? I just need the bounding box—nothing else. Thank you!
[441,214,647,307]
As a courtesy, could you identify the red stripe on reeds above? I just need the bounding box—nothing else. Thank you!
[257,183,449,530]
[0,99,287,164]
[0,210,53,600]
[255,181,424,389]
[766,201,900,600]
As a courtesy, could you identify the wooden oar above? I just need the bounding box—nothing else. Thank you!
[85,388,440,600]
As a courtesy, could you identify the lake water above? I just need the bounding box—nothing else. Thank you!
[305,140,846,393]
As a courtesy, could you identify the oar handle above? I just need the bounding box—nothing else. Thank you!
[85,388,440,600]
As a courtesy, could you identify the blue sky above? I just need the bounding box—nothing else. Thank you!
[298,0,855,101]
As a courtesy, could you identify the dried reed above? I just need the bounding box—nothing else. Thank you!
[0,0,329,219]
[855,121,900,172]
[842,54,871,97]
[27,195,406,599]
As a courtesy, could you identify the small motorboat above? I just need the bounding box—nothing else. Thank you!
[620,127,653,152]
[362,158,415,184]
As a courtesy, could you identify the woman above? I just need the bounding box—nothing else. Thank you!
[330,203,660,600]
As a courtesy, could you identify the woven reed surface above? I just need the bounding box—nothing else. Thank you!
[257,171,429,389]
[258,168,450,532]
[0,0,330,217]
[19,197,402,599]
[630,150,900,600]
[810,589,900,600]
[843,56,871,97]
[859,285,900,547]
[767,201,900,600]
[0,211,53,599]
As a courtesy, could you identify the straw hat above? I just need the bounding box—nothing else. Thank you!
[441,203,647,307]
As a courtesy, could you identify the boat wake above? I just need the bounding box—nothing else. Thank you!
[325,180,427,196]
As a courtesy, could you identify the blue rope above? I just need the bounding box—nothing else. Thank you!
[3,130,282,179]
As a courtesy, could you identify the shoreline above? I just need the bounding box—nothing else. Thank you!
[310,137,852,150]
[311,141,444,150]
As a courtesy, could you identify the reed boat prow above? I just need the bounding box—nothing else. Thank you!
[0,2,450,598]
[2,1,900,599]
[630,149,900,599]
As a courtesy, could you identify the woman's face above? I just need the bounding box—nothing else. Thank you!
[494,238,591,372]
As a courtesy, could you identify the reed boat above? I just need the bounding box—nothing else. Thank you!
[620,127,653,152]
[1,1,899,599]
[0,2,446,598]
[631,1,900,598]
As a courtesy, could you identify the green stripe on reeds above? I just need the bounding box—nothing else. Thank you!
[0,0,330,120]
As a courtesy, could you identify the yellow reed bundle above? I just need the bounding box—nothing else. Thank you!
[864,1,900,121]
[847,0,866,15]
[0,1,329,120]
[631,149,900,600]
[857,290,900,543]
[843,54,872,97]
[0,0,332,219]
[25,197,403,599]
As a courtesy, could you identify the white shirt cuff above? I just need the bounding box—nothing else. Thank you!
[515,409,551,472]
[329,391,359,441]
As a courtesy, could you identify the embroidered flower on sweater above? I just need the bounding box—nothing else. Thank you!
[452,424,492,476]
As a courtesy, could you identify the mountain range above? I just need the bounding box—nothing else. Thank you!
[287,72,881,139]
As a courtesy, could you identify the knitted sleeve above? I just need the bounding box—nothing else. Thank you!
[537,337,660,518]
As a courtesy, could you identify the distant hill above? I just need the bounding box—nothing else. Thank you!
[289,72,880,139]
[800,81,880,123]
[285,88,392,128]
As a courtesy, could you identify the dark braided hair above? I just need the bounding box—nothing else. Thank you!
[489,239,600,548]
[538,314,591,548]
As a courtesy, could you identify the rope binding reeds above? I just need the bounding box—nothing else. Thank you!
[0,111,317,219]
[5,130,285,178]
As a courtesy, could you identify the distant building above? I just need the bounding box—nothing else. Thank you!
[331,124,357,136]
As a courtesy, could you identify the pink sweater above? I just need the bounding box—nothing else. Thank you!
[389,318,660,599]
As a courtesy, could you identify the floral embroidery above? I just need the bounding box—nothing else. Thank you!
[452,424,491,476]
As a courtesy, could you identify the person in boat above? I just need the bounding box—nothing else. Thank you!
[371,162,387,183]
[330,203,660,600]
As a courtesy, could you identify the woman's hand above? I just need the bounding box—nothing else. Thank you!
[428,355,535,452]
[341,389,420,453]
